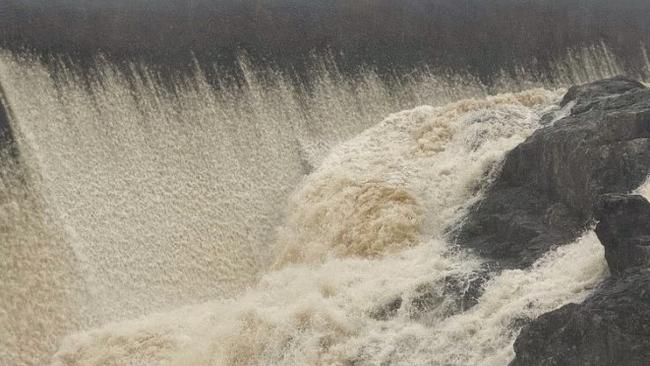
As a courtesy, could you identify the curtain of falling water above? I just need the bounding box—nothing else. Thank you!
[0,44,631,365]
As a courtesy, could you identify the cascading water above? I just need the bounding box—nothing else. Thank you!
[0,44,641,366]
[49,86,610,366]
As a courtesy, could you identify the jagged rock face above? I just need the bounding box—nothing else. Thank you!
[502,77,650,366]
[594,194,650,276]
[511,195,650,366]
[369,272,488,322]
[560,77,647,108]
[511,269,650,366]
[450,76,650,364]
[453,76,650,268]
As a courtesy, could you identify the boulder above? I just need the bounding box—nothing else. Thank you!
[594,194,650,276]
[453,76,650,268]
[369,271,488,321]
[560,75,646,108]
[510,268,650,366]
[505,78,650,365]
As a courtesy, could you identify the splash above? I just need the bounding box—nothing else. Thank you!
[0,43,630,365]
[46,88,604,366]
[49,232,606,366]
[274,89,558,266]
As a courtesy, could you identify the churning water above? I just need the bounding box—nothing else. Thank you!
[0,44,645,365]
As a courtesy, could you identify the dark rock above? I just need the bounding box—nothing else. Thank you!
[408,274,487,321]
[368,272,488,321]
[560,75,646,108]
[452,76,650,268]
[594,194,650,276]
[510,268,650,366]
[504,78,650,365]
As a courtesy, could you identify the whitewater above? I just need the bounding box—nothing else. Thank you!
[0,46,647,365]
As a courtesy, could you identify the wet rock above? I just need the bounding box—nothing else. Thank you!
[453,76,650,268]
[560,75,646,109]
[510,268,650,366]
[408,274,487,321]
[511,193,650,365]
[505,78,650,365]
[368,273,488,321]
[594,194,650,276]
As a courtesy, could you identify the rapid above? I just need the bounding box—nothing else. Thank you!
[0,45,644,365]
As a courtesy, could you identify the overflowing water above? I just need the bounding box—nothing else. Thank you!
[0,44,645,365]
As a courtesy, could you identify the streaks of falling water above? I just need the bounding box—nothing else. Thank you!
[0,43,630,365]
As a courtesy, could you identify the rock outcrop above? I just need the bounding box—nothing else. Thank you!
[370,272,488,321]
[453,76,650,268]
[448,76,650,365]
[511,268,650,366]
[484,77,650,365]
[595,194,650,276]
[510,194,650,365]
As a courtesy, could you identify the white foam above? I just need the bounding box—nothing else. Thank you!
[48,89,594,366]
[50,232,606,366]
[0,44,627,365]
[274,90,558,266]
